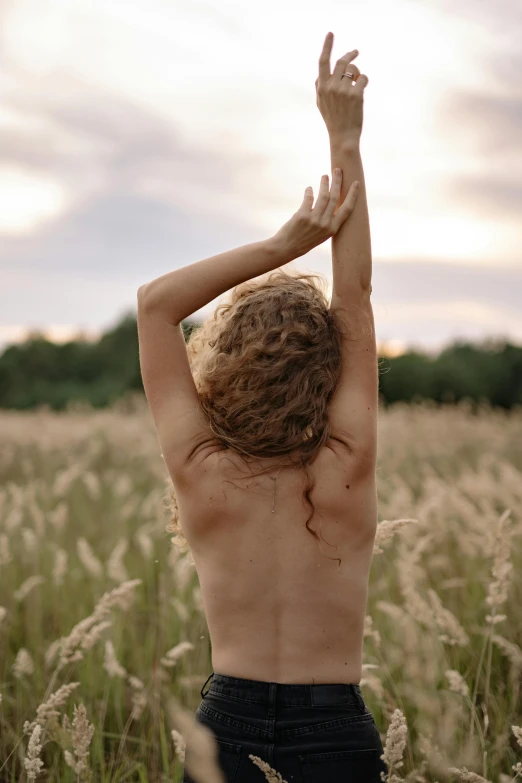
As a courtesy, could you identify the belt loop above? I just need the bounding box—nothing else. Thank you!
[353,684,366,712]
[200,672,214,699]
[267,683,277,717]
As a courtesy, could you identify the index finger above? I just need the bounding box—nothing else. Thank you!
[318,32,333,86]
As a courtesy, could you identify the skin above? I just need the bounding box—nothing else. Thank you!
[166,36,377,685]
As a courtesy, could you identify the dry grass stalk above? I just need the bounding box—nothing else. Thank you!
[58,578,141,665]
[13,648,34,679]
[167,699,225,783]
[171,729,186,762]
[62,703,95,780]
[106,538,129,582]
[446,768,492,782]
[427,589,469,646]
[485,509,513,626]
[445,670,470,698]
[160,640,195,668]
[512,725,522,776]
[52,548,68,586]
[103,640,127,679]
[1,403,522,778]
[14,575,45,602]
[373,518,418,555]
[381,708,408,782]
[249,755,288,783]
[24,682,80,736]
[24,724,44,781]
[76,537,103,578]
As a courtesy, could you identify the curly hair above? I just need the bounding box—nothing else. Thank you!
[167,268,353,564]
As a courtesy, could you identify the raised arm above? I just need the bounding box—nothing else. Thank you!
[316,33,372,296]
[316,33,378,464]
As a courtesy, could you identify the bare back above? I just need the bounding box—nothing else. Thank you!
[173,438,378,685]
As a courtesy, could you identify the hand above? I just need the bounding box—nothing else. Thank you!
[272,169,359,260]
[315,32,369,142]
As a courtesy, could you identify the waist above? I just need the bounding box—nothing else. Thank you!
[202,671,366,710]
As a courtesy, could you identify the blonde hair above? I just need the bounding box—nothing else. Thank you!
[167,268,349,564]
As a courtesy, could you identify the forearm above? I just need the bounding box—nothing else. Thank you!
[138,238,292,325]
[329,138,372,293]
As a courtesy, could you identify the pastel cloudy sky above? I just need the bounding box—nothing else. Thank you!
[0,0,521,354]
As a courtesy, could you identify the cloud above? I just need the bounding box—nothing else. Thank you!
[0,71,269,277]
[1,0,521,354]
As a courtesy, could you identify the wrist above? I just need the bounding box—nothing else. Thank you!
[266,234,300,265]
[328,135,360,154]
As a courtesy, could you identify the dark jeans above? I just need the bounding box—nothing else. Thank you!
[182,672,388,783]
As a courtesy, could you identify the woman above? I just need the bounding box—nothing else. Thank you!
[137,31,386,783]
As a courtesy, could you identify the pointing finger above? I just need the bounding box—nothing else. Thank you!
[318,32,333,87]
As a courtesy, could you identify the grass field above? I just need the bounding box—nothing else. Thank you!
[1,397,521,782]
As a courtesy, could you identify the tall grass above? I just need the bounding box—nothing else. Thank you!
[0,397,521,781]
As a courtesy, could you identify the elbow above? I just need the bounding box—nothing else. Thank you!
[137,284,153,310]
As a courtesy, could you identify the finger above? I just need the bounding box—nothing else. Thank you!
[323,168,343,220]
[299,186,314,212]
[318,32,333,87]
[339,63,361,89]
[311,174,331,215]
[332,182,360,231]
[353,73,369,94]
[332,50,359,81]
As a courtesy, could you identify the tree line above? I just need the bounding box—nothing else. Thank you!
[0,312,521,410]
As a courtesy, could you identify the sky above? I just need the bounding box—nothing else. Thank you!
[0,0,521,356]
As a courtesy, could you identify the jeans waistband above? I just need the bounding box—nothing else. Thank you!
[200,672,366,710]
